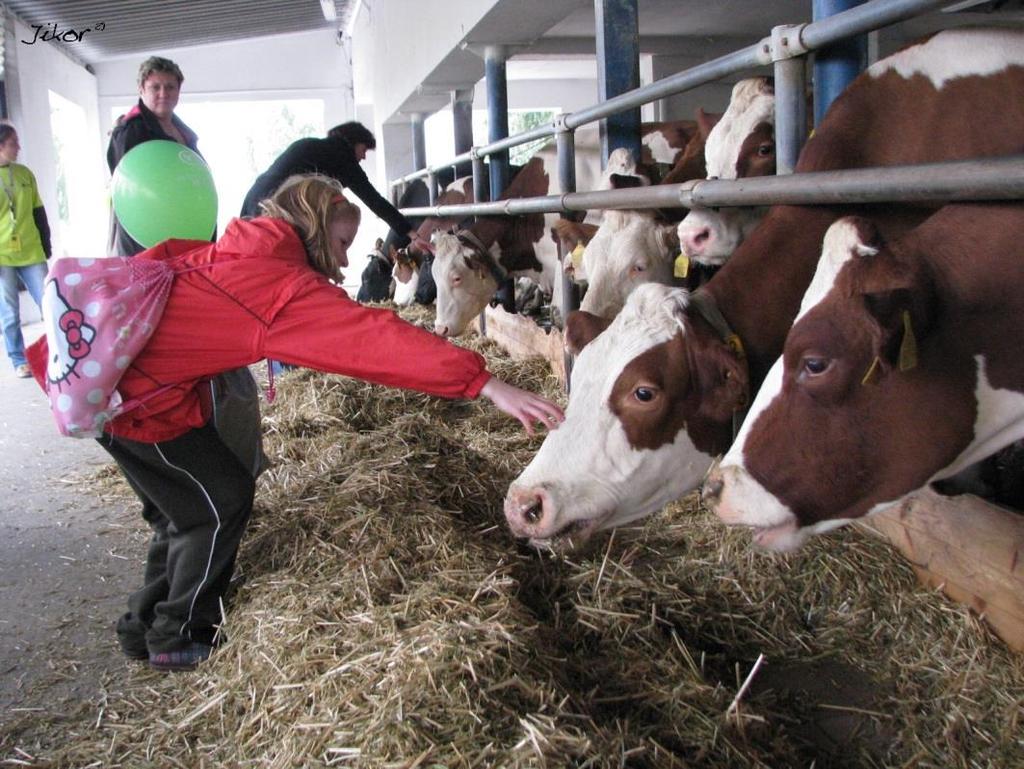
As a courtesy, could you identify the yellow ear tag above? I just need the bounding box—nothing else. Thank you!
[725,334,745,359]
[673,253,690,279]
[571,242,585,270]
[898,310,918,372]
[861,356,882,386]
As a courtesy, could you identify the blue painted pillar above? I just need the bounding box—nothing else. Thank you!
[595,0,641,166]
[410,112,427,172]
[451,88,474,179]
[485,45,510,201]
[813,0,867,126]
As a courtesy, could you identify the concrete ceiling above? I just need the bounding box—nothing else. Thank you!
[396,0,1023,118]
[1,0,351,66]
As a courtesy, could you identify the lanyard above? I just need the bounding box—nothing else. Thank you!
[0,166,15,222]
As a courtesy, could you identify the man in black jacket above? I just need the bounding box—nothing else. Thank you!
[241,122,430,254]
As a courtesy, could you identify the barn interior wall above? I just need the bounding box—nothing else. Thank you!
[92,28,353,132]
[4,16,105,260]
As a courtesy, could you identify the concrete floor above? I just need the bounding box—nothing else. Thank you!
[0,307,142,731]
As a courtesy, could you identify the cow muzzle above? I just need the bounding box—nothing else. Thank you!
[503,484,599,549]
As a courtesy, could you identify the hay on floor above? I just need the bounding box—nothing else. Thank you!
[6,302,1023,769]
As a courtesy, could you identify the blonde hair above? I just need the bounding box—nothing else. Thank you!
[259,174,361,280]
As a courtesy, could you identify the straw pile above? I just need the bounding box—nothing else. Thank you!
[4,302,1023,768]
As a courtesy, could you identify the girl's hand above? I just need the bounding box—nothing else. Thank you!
[480,377,565,436]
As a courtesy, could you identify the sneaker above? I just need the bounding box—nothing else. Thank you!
[14,364,31,378]
[149,642,213,672]
[121,640,150,661]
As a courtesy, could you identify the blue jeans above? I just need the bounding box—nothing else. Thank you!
[1,261,47,368]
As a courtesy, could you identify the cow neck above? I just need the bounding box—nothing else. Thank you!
[456,227,507,283]
[705,205,839,387]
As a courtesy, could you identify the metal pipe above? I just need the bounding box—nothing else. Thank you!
[556,125,579,388]
[427,171,438,205]
[772,28,808,175]
[566,44,768,130]
[799,0,949,51]
[399,157,1024,217]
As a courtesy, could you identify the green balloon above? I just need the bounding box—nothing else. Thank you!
[111,140,218,248]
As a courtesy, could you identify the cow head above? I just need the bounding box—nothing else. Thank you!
[678,78,776,266]
[504,283,748,550]
[704,216,978,551]
[431,158,550,335]
[431,230,504,336]
[578,208,680,319]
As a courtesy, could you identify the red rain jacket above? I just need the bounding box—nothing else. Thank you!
[29,217,489,443]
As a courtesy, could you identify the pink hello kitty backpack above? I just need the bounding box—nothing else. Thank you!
[34,256,177,438]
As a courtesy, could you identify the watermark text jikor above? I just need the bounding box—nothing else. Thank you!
[22,22,105,45]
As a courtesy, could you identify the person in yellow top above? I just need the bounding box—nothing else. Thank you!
[0,124,51,378]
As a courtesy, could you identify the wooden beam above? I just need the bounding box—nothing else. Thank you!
[481,306,566,384]
[858,488,1024,652]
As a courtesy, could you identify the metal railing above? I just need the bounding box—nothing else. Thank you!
[388,0,955,196]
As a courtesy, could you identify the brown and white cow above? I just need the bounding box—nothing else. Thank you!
[676,78,776,266]
[575,87,775,321]
[504,27,1024,548]
[504,283,747,548]
[430,120,707,336]
[565,113,726,318]
[430,143,642,336]
[706,203,1024,550]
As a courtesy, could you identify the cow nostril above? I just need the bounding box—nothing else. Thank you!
[523,500,542,523]
[702,476,724,505]
[694,228,710,246]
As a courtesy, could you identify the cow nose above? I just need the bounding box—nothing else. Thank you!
[702,466,724,507]
[680,225,711,257]
[434,323,450,337]
[504,486,550,536]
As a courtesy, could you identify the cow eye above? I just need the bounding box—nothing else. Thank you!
[630,263,646,274]
[634,386,657,402]
[800,356,831,377]
[758,143,774,157]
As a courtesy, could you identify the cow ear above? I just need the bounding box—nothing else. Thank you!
[656,223,680,255]
[565,311,612,355]
[862,285,933,376]
[696,108,722,138]
[692,330,750,422]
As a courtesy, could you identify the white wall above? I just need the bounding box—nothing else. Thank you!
[92,28,353,153]
[5,15,107,258]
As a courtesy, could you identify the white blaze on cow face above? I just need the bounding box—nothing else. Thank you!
[579,211,679,319]
[703,78,775,182]
[431,232,499,337]
[505,284,715,549]
[678,78,776,265]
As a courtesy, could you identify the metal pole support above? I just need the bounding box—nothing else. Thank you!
[771,24,809,175]
[555,117,578,389]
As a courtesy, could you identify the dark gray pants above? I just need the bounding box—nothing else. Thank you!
[99,423,255,654]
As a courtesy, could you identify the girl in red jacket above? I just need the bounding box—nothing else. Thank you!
[97,174,564,671]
